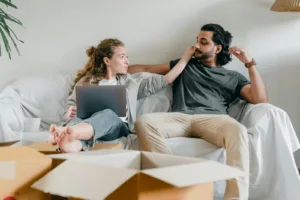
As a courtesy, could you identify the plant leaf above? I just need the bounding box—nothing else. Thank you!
[0,0,17,8]
[0,10,22,26]
[0,22,20,55]
[0,26,11,59]
[0,18,23,43]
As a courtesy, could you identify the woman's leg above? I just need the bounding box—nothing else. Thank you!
[50,109,126,152]
[50,122,94,153]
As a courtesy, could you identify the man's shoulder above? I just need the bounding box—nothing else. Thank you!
[218,67,241,75]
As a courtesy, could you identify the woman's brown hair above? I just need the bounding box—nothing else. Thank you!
[71,38,124,91]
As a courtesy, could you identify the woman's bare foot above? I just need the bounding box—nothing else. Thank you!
[49,124,67,145]
[58,126,82,153]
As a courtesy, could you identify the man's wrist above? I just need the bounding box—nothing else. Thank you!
[245,58,256,68]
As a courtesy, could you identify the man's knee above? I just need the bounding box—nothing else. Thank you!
[222,122,248,141]
[135,113,153,133]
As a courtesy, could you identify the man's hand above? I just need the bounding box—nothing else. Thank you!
[229,46,252,64]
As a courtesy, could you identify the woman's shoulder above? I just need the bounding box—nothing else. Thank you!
[118,73,133,81]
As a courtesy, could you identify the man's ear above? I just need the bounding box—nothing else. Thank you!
[215,45,222,54]
[103,57,110,66]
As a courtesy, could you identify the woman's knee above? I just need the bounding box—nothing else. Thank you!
[94,109,118,118]
[90,109,123,128]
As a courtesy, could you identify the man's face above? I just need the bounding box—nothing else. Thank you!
[194,31,218,61]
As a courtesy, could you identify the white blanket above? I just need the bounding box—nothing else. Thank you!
[0,86,24,142]
[238,103,300,200]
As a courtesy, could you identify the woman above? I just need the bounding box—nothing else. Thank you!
[49,38,194,153]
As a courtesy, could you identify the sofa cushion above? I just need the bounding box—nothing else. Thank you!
[10,74,73,129]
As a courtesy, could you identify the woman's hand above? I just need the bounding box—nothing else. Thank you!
[182,46,195,61]
[65,106,77,120]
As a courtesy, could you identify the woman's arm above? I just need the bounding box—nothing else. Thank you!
[164,46,194,84]
[137,46,194,99]
[128,64,170,75]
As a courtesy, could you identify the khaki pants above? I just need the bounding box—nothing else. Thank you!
[135,112,249,200]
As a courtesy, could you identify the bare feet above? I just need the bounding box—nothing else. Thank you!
[49,124,65,145]
[57,126,82,153]
[49,124,82,153]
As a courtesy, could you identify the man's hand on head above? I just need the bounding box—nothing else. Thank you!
[229,46,252,64]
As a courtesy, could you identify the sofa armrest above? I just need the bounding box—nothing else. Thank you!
[227,99,248,121]
[229,101,300,153]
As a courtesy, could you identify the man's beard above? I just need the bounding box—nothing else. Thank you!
[194,49,214,61]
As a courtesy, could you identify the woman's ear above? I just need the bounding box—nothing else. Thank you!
[103,57,110,66]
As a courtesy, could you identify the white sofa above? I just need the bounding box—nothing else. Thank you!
[0,73,299,200]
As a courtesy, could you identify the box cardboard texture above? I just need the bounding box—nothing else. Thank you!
[0,147,247,200]
[0,140,20,147]
[28,142,122,154]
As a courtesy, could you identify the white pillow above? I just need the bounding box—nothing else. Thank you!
[10,74,74,129]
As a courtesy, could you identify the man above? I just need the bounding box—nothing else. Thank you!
[129,24,268,200]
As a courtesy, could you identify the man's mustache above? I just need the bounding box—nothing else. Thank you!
[195,49,202,54]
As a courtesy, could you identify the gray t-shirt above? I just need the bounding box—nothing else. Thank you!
[170,58,250,115]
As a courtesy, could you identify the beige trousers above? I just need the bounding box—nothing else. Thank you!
[135,112,249,200]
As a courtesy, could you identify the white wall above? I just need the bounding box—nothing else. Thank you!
[1,0,300,166]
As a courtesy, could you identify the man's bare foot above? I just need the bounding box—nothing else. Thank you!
[58,126,82,153]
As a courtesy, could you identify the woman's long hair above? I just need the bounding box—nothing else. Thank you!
[71,38,124,91]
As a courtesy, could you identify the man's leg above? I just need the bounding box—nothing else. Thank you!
[135,112,192,154]
[191,114,249,200]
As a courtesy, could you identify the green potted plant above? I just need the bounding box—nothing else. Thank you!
[0,0,23,59]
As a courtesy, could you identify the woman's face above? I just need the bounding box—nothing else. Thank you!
[105,46,129,75]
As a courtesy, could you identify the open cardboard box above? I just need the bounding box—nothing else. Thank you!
[28,142,122,154]
[0,140,20,147]
[0,146,247,200]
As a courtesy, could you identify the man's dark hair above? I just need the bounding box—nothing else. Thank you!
[201,24,233,66]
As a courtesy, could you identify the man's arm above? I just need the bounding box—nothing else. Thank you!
[240,65,268,104]
[230,46,268,104]
[128,64,170,75]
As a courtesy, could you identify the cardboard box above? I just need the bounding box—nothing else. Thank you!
[0,147,247,200]
[0,146,52,200]
[0,140,20,147]
[28,142,122,154]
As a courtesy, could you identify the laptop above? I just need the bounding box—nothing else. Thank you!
[76,85,126,119]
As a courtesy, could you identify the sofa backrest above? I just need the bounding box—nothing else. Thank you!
[6,73,172,129]
[9,74,73,129]
[129,72,173,118]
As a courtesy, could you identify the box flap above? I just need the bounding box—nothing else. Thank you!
[0,146,52,197]
[142,160,247,187]
[29,142,123,154]
[0,161,15,180]
[50,151,141,170]
[0,140,20,147]
[28,142,60,154]
[141,151,202,169]
[32,160,138,200]
[48,149,130,160]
